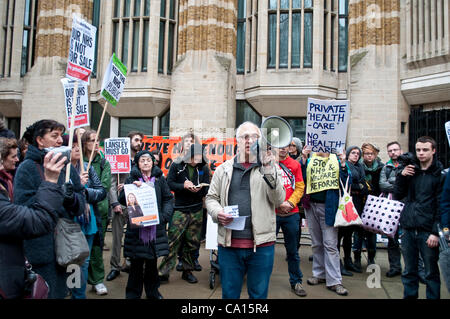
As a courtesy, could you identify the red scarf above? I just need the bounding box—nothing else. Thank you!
[0,170,14,201]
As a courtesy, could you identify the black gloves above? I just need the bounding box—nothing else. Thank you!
[62,182,75,207]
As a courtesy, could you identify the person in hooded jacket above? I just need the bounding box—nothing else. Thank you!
[352,143,384,271]
[13,120,86,299]
[339,146,368,275]
[64,134,107,299]
[0,151,66,299]
[394,136,444,299]
[118,150,174,299]
[0,138,19,201]
[158,143,210,284]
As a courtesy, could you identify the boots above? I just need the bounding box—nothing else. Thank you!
[340,259,353,277]
[351,252,363,273]
[368,249,376,265]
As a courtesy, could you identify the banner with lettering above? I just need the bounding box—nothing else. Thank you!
[306,98,350,154]
[104,138,131,174]
[142,136,237,176]
[306,153,340,194]
[66,14,96,84]
[61,78,89,129]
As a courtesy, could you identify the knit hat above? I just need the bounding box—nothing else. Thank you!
[291,137,303,152]
[134,150,155,169]
[346,145,362,161]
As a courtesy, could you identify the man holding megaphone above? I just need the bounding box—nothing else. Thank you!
[206,120,286,299]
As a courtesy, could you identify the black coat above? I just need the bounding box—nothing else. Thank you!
[0,181,63,299]
[394,157,445,235]
[13,145,86,299]
[347,160,368,215]
[119,166,174,259]
[166,156,210,212]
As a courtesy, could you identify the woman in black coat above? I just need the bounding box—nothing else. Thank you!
[119,150,174,299]
[0,151,66,299]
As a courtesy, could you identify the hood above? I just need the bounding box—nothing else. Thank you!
[130,164,163,180]
[346,146,362,163]
[24,144,46,163]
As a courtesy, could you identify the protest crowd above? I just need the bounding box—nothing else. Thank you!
[0,115,449,300]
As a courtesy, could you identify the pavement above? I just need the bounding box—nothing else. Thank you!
[86,228,450,300]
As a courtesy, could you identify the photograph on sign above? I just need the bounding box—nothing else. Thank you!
[61,78,89,129]
[66,14,97,84]
[305,98,350,154]
[101,53,127,106]
[124,183,160,229]
[104,138,131,174]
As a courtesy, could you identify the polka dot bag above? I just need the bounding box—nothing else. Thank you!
[361,193,404,238]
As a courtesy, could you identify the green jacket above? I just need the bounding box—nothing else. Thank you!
[84,153,111,218]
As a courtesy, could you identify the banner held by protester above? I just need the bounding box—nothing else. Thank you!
[61,78,89,129]
[306,98,350,154]
[104,138,131,174]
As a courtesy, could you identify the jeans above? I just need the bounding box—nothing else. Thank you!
[401,229,441,299]
[353,228,377,258]
[71,234,95,299]
[126,258,160,299]
[218,245,274,299]
[276,213,303,286]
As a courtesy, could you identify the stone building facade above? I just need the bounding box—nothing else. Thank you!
[0,0,449,162]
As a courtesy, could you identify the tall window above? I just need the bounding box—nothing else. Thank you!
[1,0,15,77]
[338,0,348,72]
[91,103,111,140]
[323,0,337,71]
[236,0,258,74]
[91,0,100,77]
[284,117,307,142]
[159,109,170,136]
[268,0,313,69]
[236,100,262,128]
[21,0,38,77]
[112,0,150,72]
[158,0,177,74]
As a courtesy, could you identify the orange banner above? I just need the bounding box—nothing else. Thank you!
[142,136,237,176]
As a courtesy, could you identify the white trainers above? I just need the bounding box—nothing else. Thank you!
[94,283,108,296]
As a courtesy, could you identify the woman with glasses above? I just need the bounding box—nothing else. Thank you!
[289,138,303,161]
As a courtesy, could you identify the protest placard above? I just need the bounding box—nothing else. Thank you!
[66,14,96,84]
[142,136,237,176]
[104,138,131,174]
[306,153,340,194]
[124,183,160,228]
[101,53,127,107]
[305,98,350,154]
[61,78,89,129]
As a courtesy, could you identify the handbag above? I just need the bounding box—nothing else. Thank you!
[334,177,363,227]
[24,260,49,299]
[54,218,90,267]
[361,193,404,238]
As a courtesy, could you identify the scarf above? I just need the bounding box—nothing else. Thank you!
[0,170,14,201]
[361,159,381,183]
[139,174,157,245]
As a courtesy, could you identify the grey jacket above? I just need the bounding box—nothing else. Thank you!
[206,157,285,248]
[379,161,401,194]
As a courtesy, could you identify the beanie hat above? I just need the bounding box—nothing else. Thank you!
[134,150,155,169]
[346,145,362,161]
[291,137,303,152]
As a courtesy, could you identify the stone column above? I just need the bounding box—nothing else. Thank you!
[20,0,93,134]
[347,0,408,159]
[169,0,237,139]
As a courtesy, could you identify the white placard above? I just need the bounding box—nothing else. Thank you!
[61,78,89,129]
[100,53,127,107]
[124,182,160,228]
[306,98,350,153]
[66,14,97,84]
[445,121,450,147]
[205,215,218,250]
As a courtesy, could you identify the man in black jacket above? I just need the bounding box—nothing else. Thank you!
[394,136,444,299]
[158,143,210,284]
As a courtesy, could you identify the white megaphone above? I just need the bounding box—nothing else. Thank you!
[251,116,294,158]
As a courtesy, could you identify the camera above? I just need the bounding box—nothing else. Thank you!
[397,152,420,171]
[44,146,71,165]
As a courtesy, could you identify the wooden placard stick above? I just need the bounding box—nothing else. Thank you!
[86,101,108,171]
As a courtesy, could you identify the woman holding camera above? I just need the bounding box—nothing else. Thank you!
[13,120,86,299]
[0,151,66,298]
